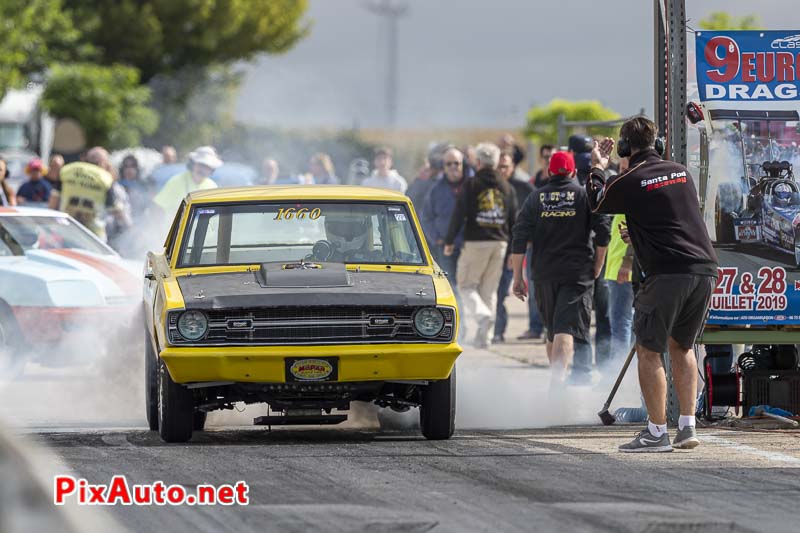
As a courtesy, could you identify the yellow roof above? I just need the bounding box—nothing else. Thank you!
[187,185,410,205]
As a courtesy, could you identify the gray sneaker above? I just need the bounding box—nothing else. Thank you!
[619,429,673,453]
[673,425,700,450]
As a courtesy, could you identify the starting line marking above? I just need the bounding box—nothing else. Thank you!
[702,434,800,465]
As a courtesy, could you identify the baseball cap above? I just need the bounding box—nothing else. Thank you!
[568,135,593,154]
[27,158,44,171]
[188,146,223,170]
[548,151,575,176]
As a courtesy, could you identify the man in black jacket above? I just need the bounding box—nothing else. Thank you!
[511,151,610,385]
[445,142,517,348]
[587,116,718,453]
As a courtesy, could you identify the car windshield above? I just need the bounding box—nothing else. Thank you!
[0,216,113,257]
[0,123,26,150]
[178,202,426,267]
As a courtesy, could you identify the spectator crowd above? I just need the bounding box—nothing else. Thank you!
[0,132,636,383]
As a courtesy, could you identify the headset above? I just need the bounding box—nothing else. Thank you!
[617,136,665,158]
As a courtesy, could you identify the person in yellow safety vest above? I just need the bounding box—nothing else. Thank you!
[58,147,132,243]
[153,146,221,218]
[603,156,635,372]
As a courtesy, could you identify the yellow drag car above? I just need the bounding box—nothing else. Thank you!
[144,186,461,442]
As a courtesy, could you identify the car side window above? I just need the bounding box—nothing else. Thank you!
[164,202,186,262]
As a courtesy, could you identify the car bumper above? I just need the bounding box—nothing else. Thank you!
[159,342,462,384]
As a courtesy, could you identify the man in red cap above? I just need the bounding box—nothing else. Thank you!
[16,158,52,205]
[509,151,611,387]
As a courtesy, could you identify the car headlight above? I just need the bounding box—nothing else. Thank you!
[414,307,444,337]
[177,310,208,341]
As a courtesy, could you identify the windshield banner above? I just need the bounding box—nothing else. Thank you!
[696,31,800,109]
[695,30,800,326]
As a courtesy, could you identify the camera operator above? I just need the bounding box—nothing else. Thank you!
[511,151,610,387]
[587,116,718,453]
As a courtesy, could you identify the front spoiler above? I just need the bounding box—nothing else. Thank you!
[160,342,462,384]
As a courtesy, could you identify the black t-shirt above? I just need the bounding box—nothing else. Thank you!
[17,179,51,203]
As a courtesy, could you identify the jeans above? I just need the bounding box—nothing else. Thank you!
[526,248,544,335]
[594,273,611,367]
[607,281,634,367]
[571,268,611,378]
[494,265,513,338]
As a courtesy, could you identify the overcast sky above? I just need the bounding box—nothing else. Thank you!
[234,0,800,129]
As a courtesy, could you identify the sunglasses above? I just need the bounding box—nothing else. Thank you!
[444,161,462,167]
[498,164,511,169]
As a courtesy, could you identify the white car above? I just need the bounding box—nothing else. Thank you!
[0,206,141,373]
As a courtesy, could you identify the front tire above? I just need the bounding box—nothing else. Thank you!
[145,334,159,431]
[158,359,195,443]
[420,366,456,440]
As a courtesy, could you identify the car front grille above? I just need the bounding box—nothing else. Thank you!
[168,306,455,346]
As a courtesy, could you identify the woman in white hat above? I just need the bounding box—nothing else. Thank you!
[153,146,222,217]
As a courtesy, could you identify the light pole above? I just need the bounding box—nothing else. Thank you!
[365,0,409,128]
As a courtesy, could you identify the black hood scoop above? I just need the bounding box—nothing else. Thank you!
[257,262,351,288]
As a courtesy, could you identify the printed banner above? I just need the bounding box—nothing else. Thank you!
[694,30,800,326]
[696,31,800,108]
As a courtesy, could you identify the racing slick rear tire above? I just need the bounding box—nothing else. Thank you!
[420,366,456,440]
[145,334,159,431]
[714,192,735,244]
[158,359,195,443]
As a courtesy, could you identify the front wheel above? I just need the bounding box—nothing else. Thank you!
[420,366,456,440]
[158,359,195,443]
[144,334,159,431]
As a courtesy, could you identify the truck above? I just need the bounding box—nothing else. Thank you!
[0,85,55,189]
